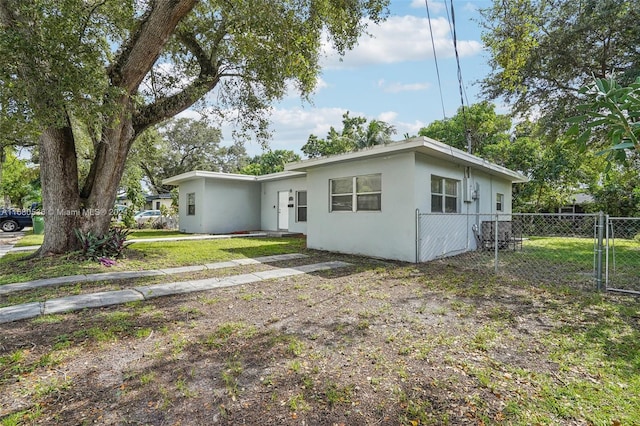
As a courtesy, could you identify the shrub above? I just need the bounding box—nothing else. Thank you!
[74,227,131,261]
[122,206,137,229]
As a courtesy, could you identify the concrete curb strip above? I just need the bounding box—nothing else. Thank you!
[0,302,43,323]
[0,260,351,324]
[0,253,308,296]
[43,290,145,315]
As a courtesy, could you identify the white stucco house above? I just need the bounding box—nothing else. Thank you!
[163,137,527,263]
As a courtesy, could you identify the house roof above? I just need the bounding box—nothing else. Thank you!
[284,137,528,183]
[145,193,172,201]
[164,137,528,185]
[163,170,306,186]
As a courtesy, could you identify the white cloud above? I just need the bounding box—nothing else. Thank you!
[282,77,330,99]
[410,0,446,14]
[321,15,482,69]
[378,111,398,122]
[378,80,431,93]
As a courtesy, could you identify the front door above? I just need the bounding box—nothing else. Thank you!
[278,191,289,230]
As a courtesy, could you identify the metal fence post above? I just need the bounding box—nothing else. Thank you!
[494,214,499,273]
[415,209,420,263]
[596,211,605,291]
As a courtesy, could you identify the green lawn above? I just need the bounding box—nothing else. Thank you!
[0,237,306,285]
[14,229,191,247]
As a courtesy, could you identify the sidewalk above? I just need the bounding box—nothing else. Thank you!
[0,253,309,295]
[0,254,351,324]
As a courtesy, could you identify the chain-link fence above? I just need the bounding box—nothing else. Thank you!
[606,217,640,293]
[417,212,600,290]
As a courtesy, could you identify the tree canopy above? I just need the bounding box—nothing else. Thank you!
[417,101,511,155]
[128,118,247,194]
[0,147,39,208]
[240,150,301,176]
[301,112,396,158]
[479,0,640,134]
[0,0,389,254]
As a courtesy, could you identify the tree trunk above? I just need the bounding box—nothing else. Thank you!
[81,102,136,236]
[37,125,82,255]
[31,0,198,256]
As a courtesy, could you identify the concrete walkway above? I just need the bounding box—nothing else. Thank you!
[0,231,25,259]
[0,253,308,296]
[0,256,351,324]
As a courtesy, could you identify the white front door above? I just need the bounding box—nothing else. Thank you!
[278,191,289,230]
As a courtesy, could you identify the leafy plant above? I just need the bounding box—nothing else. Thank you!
[122,206,138,229]
[74,227,131,261]
[569,76,640,165]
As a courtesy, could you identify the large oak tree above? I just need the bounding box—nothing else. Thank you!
[0,0,388,255]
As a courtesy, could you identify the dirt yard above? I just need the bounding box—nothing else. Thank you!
[1,251,638,425]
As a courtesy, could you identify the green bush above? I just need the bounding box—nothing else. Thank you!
[74,227,131,261]
[122,206,137,229]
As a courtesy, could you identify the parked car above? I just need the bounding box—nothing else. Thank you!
[0,209,33,232]
[133,210,162,226]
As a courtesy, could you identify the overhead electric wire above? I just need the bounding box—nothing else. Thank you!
[424,0,447,120]
[447,0,472,153]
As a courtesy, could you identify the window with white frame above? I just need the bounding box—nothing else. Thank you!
[496,193,504,212]
[330,174,381,212]
[296,191,307,222]
[187,193,195,215]
[431,176,459,213]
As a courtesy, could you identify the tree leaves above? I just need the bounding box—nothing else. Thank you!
[569,76,640,162]
[301,112,396,158]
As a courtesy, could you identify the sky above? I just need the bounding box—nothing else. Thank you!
[189,0,497,157]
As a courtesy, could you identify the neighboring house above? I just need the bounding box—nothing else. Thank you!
[164,137,527,263]
[145,193,174,211]
[115,195,134,209]
[558,193,594,215]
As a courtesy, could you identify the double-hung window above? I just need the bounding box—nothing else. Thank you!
[496,193,504,212]
[431,176,458,213]
[296,191,307,222]
[330,174,381,212]
[187,193,196,215]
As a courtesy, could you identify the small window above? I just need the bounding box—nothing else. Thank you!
[331,177,353,211]
[296,191,307,222]
[187,193,195,216]
[431,176,458,213]
[496,193,504,212]
[155,201,160,210]
[330,174,381,212]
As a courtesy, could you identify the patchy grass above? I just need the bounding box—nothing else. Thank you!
[0,237,305,285]
[1,246,639,424]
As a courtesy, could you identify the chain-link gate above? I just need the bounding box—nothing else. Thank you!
[416,212,600,289]
[606,217,640,294]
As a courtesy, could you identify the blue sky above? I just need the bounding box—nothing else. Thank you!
[220,0,496,156]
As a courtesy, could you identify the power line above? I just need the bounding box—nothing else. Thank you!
[447,0,472,153]
[424,0,447,120]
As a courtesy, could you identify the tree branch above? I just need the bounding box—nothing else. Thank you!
[107,0,197,94]
[132,27,229,134]
[0,0,16,28]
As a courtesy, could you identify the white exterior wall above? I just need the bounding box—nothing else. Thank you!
[260,176,307,233]
[178,178,205,233]
[200,179,261,233]
[148,198,173,211]
[414,154,514,262]
[305,152,416,262]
